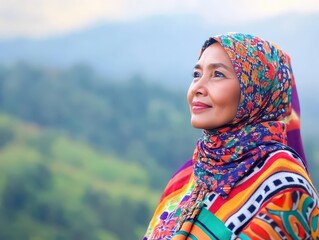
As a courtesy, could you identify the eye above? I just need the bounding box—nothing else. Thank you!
[193,71,201,78]
[214,71,225,78]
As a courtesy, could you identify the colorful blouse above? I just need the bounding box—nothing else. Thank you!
[144,150,319,239]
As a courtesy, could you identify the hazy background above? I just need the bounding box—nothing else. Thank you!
[0,0,318,239]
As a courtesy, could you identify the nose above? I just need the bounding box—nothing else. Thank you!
[191,77,208,97]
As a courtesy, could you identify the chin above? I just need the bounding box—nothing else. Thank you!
[191,120,224,130]
[191,120,208,129]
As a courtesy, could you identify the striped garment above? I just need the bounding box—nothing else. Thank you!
[144,150,319,239]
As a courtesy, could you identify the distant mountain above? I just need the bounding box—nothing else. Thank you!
[0,13,318,132]
[0,13,318,89]
[0,14,207,85]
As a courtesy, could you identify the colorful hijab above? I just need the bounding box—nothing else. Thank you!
[144,33,307,239]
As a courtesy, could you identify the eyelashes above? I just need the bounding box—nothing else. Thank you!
[214,71,225,78]
[192,70,226,79]
[192,71,201,78]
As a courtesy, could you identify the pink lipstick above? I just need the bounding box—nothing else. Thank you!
[192,101,211,113]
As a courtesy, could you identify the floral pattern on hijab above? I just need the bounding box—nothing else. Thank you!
[202,33,292,125]
[202,34,305,162]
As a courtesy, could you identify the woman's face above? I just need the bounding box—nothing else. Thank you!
[187,43,241,130]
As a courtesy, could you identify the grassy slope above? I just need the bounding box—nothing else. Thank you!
[0,113,160,239]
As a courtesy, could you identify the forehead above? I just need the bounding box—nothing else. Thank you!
[195,43,234,69]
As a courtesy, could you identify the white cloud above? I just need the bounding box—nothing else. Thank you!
[0,0,124,38]
[117,0,319,21]
[0,0,319,38]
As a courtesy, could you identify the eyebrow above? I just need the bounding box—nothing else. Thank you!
[194,63,231,71]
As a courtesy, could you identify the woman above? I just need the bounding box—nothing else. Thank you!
[144,33,319,239]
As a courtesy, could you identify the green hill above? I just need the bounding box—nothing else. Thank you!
[0,113,159,239]
[0,63,198,186]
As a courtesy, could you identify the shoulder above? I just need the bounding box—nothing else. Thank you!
[159,159,194,202]
[243,149,310,185]
[237,150,315,198]
[261,149,306,172]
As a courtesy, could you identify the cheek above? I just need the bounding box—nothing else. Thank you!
[210,85,233,104]
[228,86,241,116]
[186,85,193,105]
[211,82,240,108]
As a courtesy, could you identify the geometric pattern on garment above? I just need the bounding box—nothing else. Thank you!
[225,172,317,236]
[204,172,317,239]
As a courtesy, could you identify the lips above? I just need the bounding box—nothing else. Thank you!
[192,101,212,112]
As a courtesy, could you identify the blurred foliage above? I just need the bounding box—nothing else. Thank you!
[0,63,198,186]
[0,114,158,239]
[0,63,317,239]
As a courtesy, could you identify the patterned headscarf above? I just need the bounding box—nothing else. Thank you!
[201,33,306,161]
[177,32,307,228]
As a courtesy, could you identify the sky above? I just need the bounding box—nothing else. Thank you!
[1,0,319,38]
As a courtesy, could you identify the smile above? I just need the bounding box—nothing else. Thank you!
[192,101,212,113]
